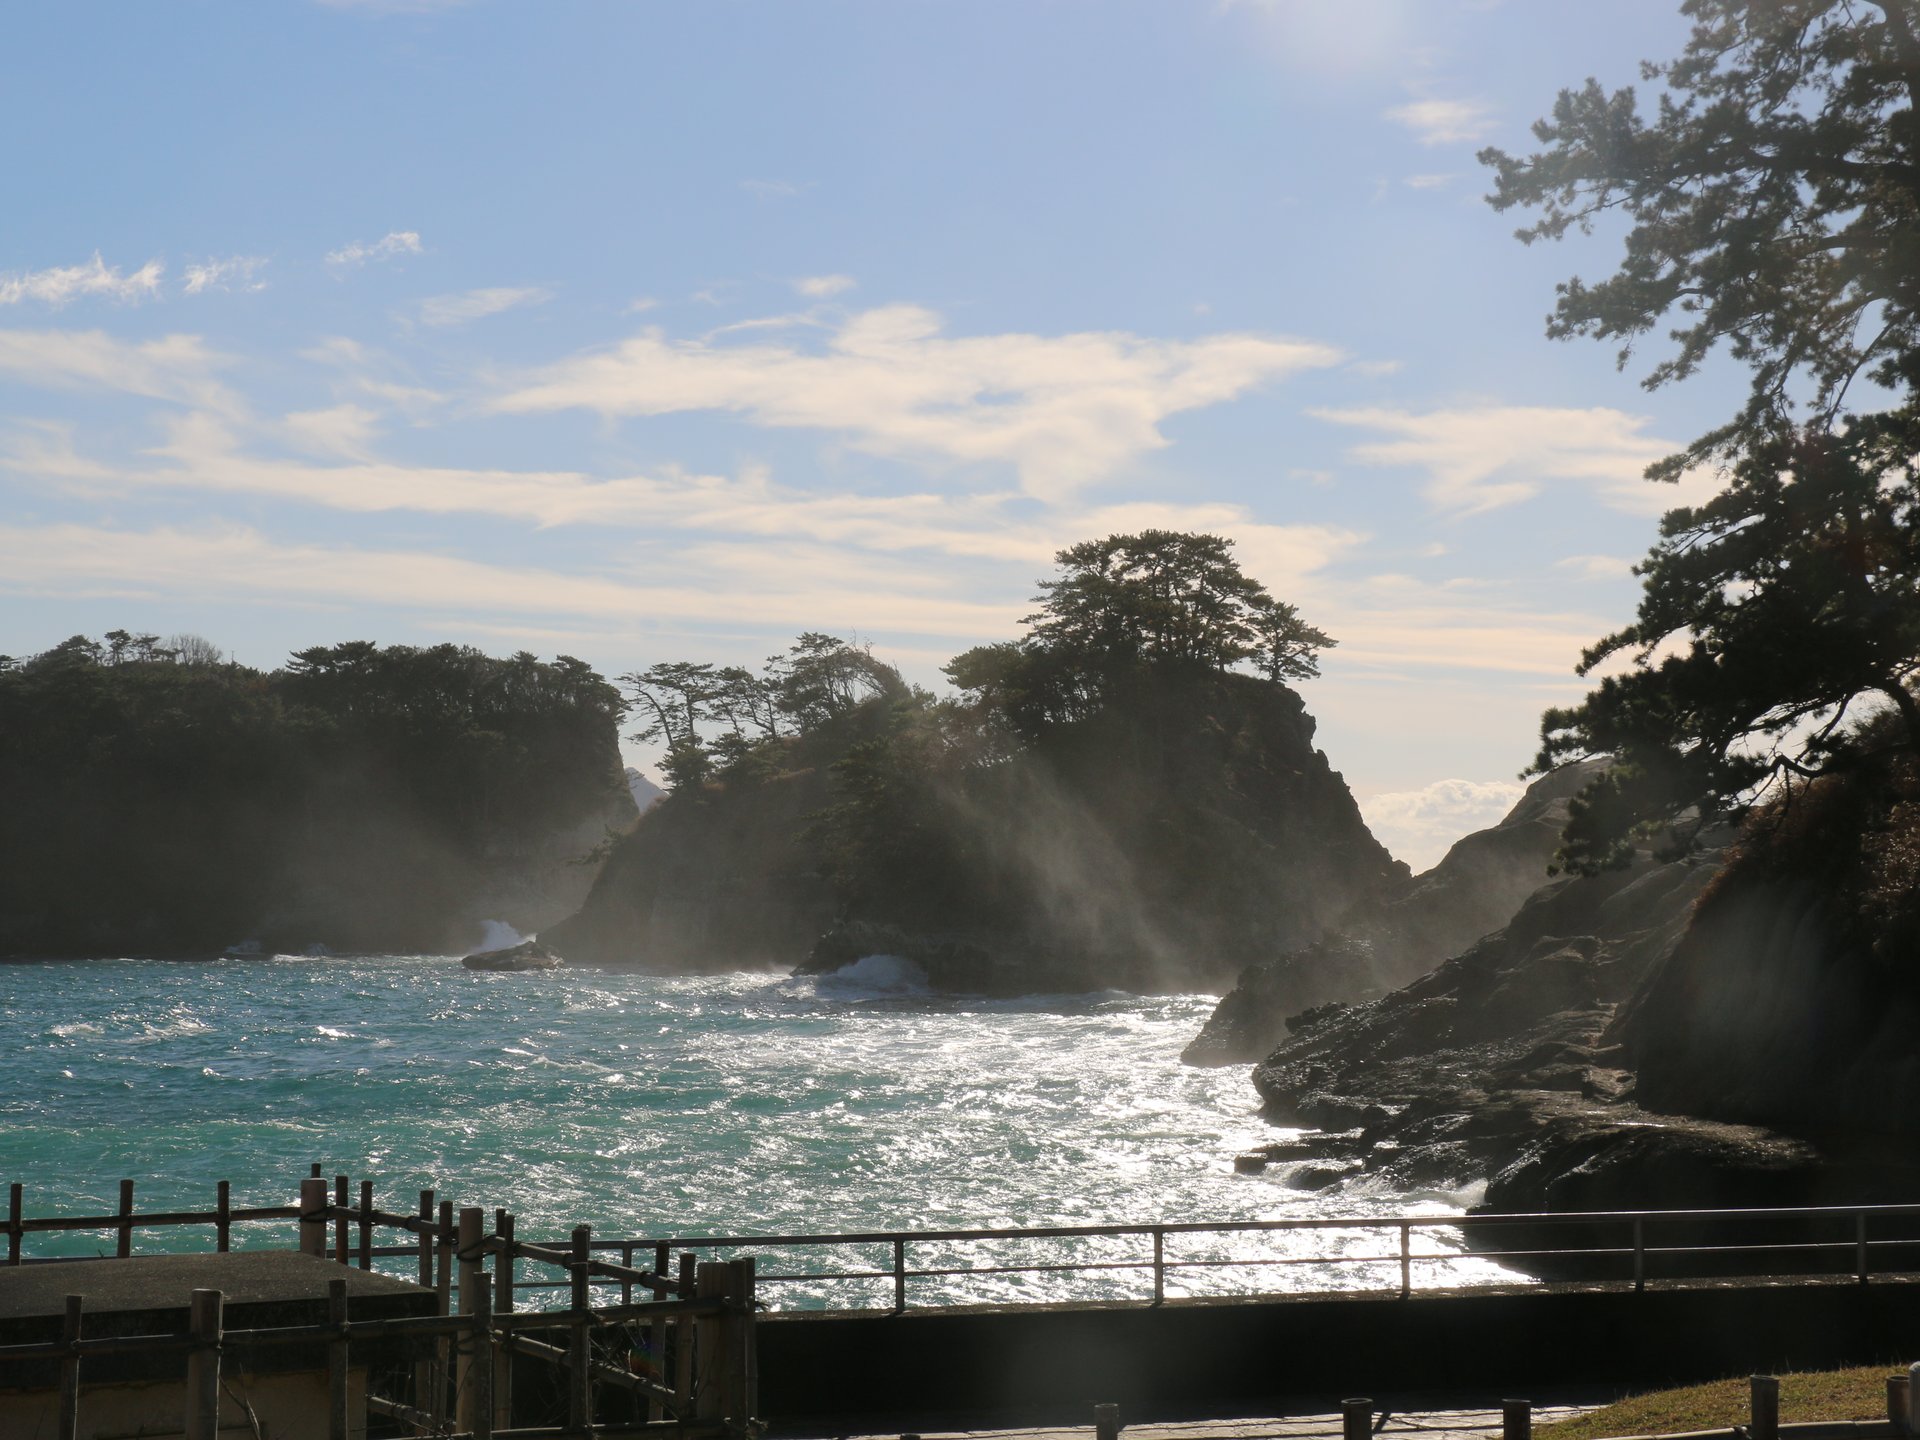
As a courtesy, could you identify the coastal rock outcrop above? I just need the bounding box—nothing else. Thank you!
[1226,756,1920,1220]
[1232,849,1744,1202]
[1184,760,1605,1065]
[550,671,1409,989]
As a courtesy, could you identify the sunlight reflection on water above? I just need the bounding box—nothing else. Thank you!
[1,956,1522,1307]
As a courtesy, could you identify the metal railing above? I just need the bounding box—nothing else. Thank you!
[9,1171,1920,1313]
[592,1201,1920,1310]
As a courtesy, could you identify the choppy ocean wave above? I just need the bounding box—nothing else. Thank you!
[0,955,1515,1305]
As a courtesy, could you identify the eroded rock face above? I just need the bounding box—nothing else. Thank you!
[1622,799,1920,1137]
[1232,852,1734,1203]
[549,673,1410,991]
[1184,760,1607,1066]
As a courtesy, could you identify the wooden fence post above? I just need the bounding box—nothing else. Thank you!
[493,1210,515,1433]
[1095,1402,1121,1440]
[676,1252,696,1417]
[300,1177,329,1257]
[1342,1398,1372,1440]
[726,1257,756,1424]
[333,1174,349,1265]
[358,1180,373,1270]
[116,1179,133,1259]
[57,1294,81,1440]
[569,1225,594,1433]
[648,1242,669,1423]
[1503,1399,1532,1440]
[455,1207,485,1434]
[215,1181,231,1253]
[432,1200,453,1424]
[1751,1375,1781,1440]
[10,1182,25,1266]
[327,1277,349,1440]
[472,1271,494,1440]
[184,1288,223,1440]
[416,1190,435,1287]
[695,1261,728,1424]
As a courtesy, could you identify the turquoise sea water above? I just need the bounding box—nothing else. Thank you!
[2,954,1510,1306]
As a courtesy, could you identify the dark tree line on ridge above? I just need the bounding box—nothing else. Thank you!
[621,529,1341,929]
[0,635,628,956]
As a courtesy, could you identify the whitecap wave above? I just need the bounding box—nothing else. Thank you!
[814,953,930,995]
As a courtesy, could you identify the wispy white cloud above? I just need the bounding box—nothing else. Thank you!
[282,403,383,459]
[0,329,241,415]
[325,231,423,268]
[0,254,164,307]
[793,274,855,298]
[1403,173,1459,190]
[1557,553,1636,581]
[495,305,1342,500]
[0,521,1028,639]
[13,417,1363,589]
[182,255,269,295]
[1386,97,1497,145]
[1315,403,1720,515]
[416,285,551,326]
[1357,776,1528,870]
[741,178,807,200]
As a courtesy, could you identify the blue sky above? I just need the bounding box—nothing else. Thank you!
[0,0,1740,868]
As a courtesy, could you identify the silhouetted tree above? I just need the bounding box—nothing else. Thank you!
[1488,0,1920,869]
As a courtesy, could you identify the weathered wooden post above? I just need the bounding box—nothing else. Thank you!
[1751,1375,1781,1440]
[333,1174,350,1265]
[116,1179,133,1259]
[1503,1399,1532,1440]
[726,1257,756,1424]
[676,1252,697,1416]
[416,1190,435,1287]
[493,1210,515,1433]
[358,1180,374,1270]
[300,1176,330,1257]
[695,1261,729,1424]
[471,1272,495,1440]
[648,1241,670,1423]
[215,1180,231,1253]
[412,1190,435,1421]
[1342,1398,1372,1440]
[455,1207,485,1434]
[893,1237,907,1312]
[184,1288,223,1440]
[57,1294,81,1440]
[327,1277,349,1440]
[7,1182,21,1266]
[1095,1401,1122,1440]
[570,1225,595,1433]
[432,1199,454,1423]
[1886,1372,1910,1436]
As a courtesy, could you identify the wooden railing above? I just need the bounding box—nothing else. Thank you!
[0,1167,759,1440]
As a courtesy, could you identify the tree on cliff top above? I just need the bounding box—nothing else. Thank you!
[946,530,1334,740]
[1487,0,1920,870]
[1483,0,1920,476]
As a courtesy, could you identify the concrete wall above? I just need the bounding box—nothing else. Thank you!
[758,1279,1920,1419]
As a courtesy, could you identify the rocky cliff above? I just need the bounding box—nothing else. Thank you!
[1226,758,1920,1215]
[1184,760,1603,1065]
[541,763,839,969]
[549,673,1410,989]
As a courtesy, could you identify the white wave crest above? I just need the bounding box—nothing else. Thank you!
[815,953,930,995]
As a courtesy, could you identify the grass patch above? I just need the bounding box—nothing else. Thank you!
[1537,1366,1904,1440]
